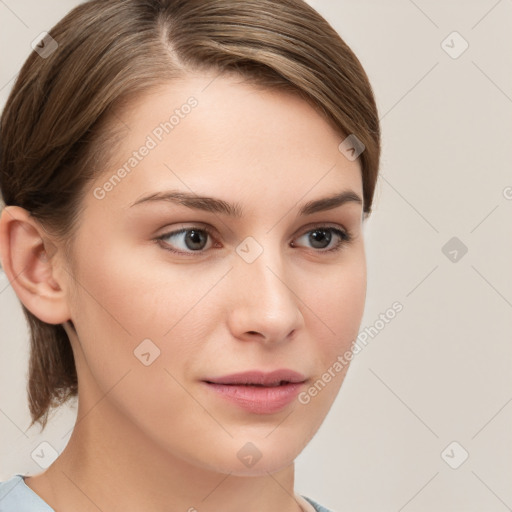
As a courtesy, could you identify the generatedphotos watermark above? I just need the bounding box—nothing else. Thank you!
[298,300,404,405]
[93,96,198,200]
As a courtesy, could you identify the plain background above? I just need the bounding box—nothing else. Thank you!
[1,1,511,511]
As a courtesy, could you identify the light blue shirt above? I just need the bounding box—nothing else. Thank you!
[0,474,333,512]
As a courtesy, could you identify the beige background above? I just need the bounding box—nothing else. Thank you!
[1,1,511,511]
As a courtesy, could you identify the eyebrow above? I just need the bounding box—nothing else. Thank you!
[129,189,363,216]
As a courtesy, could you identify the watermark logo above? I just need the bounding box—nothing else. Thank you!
[441,31,469,59]
[338,134,365,161]
[235,236,264,264]
[441,236,468,263]
[134,338,161,366]
[31,32,58,59]
[31,441,59,469]
[237,442,262,468]
[441,441,469,469]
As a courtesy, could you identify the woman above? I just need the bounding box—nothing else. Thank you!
[0,0,380,510]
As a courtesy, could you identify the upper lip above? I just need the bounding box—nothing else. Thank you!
[204,369,306,386]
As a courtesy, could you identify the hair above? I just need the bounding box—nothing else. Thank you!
[0,0,381,429]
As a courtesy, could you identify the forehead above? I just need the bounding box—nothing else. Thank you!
[87,73,363,214]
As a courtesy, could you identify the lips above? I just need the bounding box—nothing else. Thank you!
[203,370,307,414]
[204,369,306,387]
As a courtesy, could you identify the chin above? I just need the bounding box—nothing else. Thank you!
[196,431,308,477]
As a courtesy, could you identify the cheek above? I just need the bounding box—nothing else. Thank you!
[299,251,366,357]
[67,247,211,423]
[66,250,242,470]
[67,243,227,384]
[71,240,213,334]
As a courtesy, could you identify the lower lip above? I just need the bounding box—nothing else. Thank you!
[204,382,304,414]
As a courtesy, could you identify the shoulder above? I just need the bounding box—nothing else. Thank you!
[0,474,54,512]
[301,495,336,512]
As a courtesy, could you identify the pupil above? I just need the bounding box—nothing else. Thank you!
[186,230,207,250]
[310,229,331,249]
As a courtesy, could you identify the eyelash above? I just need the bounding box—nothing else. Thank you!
[155,225,353,256]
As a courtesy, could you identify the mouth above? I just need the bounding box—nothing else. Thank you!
[207,381,293,387]
[202,370,307,414]
[204,369,306,386]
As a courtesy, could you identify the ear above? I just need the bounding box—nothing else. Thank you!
[0,205,72,325]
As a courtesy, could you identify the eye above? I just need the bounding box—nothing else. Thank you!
[156,226,215,255]
[291,226,352,253]
[155,224,353,257]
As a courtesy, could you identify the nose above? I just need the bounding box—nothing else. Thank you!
[226,245,304,344]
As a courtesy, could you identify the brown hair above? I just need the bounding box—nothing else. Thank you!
[0,0,380,429]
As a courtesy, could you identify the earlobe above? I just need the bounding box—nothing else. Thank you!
[0,205,72,325]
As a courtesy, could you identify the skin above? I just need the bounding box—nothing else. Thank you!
[0,72,367,512]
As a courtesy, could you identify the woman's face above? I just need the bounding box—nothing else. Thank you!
[61,72,367,475]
